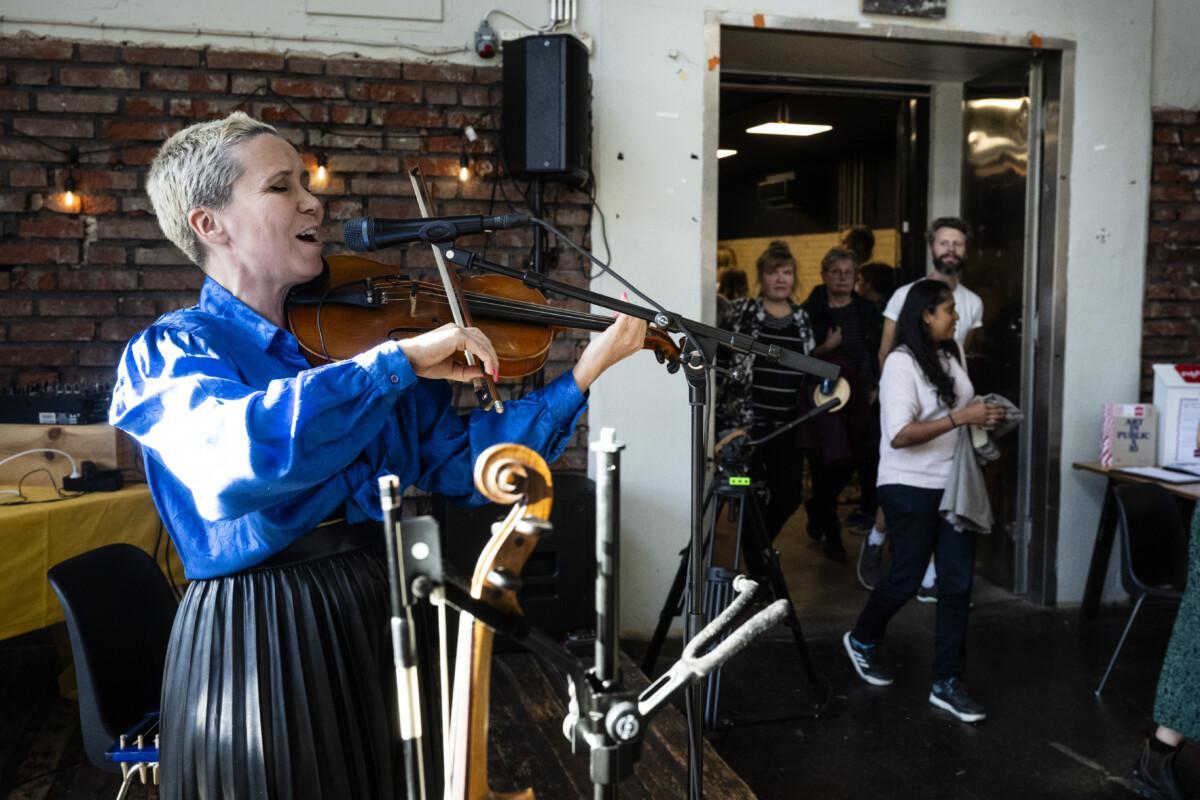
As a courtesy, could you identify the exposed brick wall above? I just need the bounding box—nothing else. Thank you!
[0,34,595,467]
[1144,108,1200,399]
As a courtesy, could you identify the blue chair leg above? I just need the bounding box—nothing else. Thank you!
[1094,593,1146,696]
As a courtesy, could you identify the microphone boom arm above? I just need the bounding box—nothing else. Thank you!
[439,245,840,381]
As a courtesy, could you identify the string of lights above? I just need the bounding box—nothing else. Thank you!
[1,84,501,213]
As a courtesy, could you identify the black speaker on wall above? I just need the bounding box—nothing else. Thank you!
[502,34,591,187]
[432,471,595,645]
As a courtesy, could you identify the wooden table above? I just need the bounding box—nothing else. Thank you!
[1072,462,1200,619]
[0,482,180,641]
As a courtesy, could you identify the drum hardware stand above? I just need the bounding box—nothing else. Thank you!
[379,427,790,800]
[641,400,839,735]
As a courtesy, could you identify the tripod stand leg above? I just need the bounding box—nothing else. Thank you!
[744,489,831,713]
[641,486,720,677]
[641,542,690,676]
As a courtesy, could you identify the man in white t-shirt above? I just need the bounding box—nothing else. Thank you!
[858,217,982,596]
[877,217,982,364]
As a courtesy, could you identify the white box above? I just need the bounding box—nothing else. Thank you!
[1152,363,1200,466]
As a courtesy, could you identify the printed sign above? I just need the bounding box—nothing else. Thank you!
[1174,364,1200,383]
[863,0,947,19]
[1101,403,1157,468]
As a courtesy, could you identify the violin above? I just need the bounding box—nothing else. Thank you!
[447,443,553,800]
[287,254,681,378]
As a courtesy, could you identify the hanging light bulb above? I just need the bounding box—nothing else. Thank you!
[312,153,328,189]
[458,152,471,183]
[60,174,80,214]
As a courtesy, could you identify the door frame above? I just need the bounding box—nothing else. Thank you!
[703,12,1075,605]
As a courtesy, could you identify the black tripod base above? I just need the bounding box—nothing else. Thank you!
[642,476,830,728]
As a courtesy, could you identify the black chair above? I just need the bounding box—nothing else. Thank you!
[1093,483,1189,695]
[47,543,178,796]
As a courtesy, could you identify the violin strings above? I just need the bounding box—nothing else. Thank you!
[360,276,603,326]
[366,276,604,325]
[372,282,612,329]
[384,293,603,329]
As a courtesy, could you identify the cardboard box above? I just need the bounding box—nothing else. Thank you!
[1152,364,1200,466]
[0,423,140,485]
[1101,403,1156,468]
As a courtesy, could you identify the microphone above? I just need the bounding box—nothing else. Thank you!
[342,213,530,252]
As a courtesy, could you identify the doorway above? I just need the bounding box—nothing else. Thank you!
[713,23,1068,606]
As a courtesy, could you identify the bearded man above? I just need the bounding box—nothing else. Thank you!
[877,217,981,364]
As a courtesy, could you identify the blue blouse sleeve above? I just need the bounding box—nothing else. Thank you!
[395,371,586,505]
[111,319,587,577]
[110,325,420,522]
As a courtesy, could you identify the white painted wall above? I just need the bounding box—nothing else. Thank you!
[6,0,1160,624]
[1152,0,1200,108]
[928,82,964,226]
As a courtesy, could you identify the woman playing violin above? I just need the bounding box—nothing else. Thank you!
[109,111,646,799]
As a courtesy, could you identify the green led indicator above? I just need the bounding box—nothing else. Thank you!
[728,476,751,486]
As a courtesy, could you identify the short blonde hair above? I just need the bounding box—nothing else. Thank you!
[146,111,278,266]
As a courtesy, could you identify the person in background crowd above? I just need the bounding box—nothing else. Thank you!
[841,225,876,266]
[1132,504,1200,800]
[717,266,750,320]
[857,262,897,309]
[843,279,1004,724]
[860,217,982,598]
[802,247,882,561]
[109,111,646,799]
[718,240,815,542]
[838,227,892,540]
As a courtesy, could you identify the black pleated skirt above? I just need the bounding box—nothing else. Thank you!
[159,530,401,800]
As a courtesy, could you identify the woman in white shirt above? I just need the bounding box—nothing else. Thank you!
[841,280,1004,723]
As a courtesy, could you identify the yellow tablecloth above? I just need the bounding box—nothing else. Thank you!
[0,483,181,641]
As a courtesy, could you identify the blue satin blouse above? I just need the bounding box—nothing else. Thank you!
[110,277,586,579]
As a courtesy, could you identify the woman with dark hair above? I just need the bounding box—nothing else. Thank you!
[718,240,814,541]
[842,280,1004,723]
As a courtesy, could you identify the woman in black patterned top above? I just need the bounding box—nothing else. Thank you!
[717,241,814,541]
[802,247,883,560]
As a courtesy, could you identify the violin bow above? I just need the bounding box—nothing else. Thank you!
[407,166,504,413]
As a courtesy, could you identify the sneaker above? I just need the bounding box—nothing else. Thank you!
[929,677,987,723]
[917,583,938,603]
[843,632,894,686]
[857,540,883,590]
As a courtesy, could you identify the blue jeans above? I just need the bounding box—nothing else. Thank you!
[851,483,977,681]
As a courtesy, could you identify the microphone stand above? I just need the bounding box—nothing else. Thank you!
[440,243,840,799]
[682,337,709,800]
[379,476,429,800]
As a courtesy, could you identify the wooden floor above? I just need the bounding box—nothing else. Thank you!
[5,497,1199,799]
[0,634,751,800]
[488,651,752,798]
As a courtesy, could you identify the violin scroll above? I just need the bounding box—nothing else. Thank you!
[473,443,553,509]
[447,444,554,800]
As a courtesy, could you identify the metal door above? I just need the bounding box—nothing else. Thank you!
[960,58,1044,593]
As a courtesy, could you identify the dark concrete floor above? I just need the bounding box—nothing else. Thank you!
[628,505,1199,800]
[2,502,1196,799]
